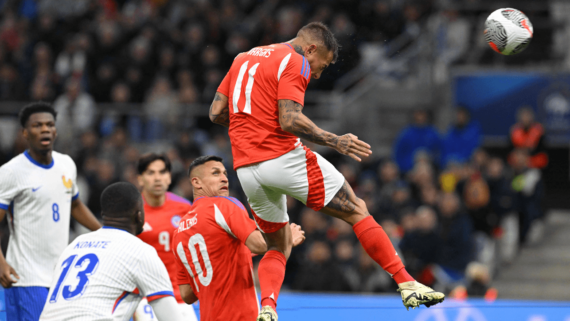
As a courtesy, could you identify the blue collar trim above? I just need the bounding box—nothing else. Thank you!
[24,150,54,169]
[102,226,129,233]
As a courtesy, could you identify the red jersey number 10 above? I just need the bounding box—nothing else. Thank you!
[176,233,214,291]
[232,61,260,115]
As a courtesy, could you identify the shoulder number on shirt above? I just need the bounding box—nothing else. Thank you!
[176,233,213,291]
[232,61,261,115]
[49,253,99,303]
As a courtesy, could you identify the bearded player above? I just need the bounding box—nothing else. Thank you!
[134,153,198,321]
[209,22,445,320]
[172,156,305,321]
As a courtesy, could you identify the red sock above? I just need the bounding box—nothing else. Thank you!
[258,250,287,310]
[393,267,414,284]
[353,216,412,283]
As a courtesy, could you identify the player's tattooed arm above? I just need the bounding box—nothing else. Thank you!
[209,92,230,128]
[278,99,372,161]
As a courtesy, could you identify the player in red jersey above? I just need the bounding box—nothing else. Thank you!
[209,22,445,320]
[134,153,198,321]
[172,155,305,321]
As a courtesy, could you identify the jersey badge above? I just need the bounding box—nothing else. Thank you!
[171,215,181,228]
[62,176,73,190]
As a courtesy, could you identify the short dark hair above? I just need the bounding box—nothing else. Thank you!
[137,153,171,174]
[19,102,57,127]
[100,182,142,219]
[188,155,224,177]
[298,22,340,63]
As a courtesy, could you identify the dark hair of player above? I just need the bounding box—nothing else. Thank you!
[100,182,142,219]
[137,153,172,174]
[18,101,57,127]
[298,22,340,63]
[188,155,224,177]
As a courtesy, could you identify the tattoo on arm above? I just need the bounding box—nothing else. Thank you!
[209,93,230,127]
[327,181,357,213]
[278,99,340,147]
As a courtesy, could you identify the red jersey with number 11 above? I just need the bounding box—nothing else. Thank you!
[217,43,311,169]
[172,196,259,321]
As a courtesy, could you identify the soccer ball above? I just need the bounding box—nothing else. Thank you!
[484,8,533,55]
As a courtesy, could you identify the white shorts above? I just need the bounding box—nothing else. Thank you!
[134,298,198,321]
[237,144,344,233]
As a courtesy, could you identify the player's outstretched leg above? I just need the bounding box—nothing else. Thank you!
[320,181,445,310]
[257,223,292,321]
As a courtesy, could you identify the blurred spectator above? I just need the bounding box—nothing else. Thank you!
[399,206,440,281]
[434,192,473,290]
[510,149,544,244]
[379,180,417,222]
[441,107,481,168]
[54,36,86,84]
[293,241,351,292]
[53,78,96,149]
[377,160,400,206]
[86,158,118,218]
[143,76,179,140]
[394,109,441,173]
[509,106,548,169]
[0,63,24,100]
[428,7,470,65]
[485,157,514,218]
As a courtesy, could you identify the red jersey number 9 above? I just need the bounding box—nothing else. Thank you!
[158,231,169,252]
[232,61,260,115]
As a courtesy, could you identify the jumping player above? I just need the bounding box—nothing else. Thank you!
[172,156,305,321]
[40,182,184,321]
[134,153,198,321]
[209,22,445,320]
[0,102,101,321]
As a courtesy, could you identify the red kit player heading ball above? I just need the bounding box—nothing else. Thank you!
[209,22,445,320]
[172,156,305,321]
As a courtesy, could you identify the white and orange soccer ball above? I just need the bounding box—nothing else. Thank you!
[484,8,533,55]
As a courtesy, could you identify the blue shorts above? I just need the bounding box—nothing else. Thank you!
[5,286,49,321]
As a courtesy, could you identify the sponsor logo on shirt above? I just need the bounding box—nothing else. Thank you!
[143,222,152,232]
[171,215,181,228]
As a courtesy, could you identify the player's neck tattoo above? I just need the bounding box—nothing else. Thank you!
[293,44,304,56]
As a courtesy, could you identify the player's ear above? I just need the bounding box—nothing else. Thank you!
[306,44,317,56]
[166,172,172,186]
[21,127,28,140]
[190,176,201,190]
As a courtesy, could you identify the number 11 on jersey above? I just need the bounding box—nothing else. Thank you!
[233,61,260,115]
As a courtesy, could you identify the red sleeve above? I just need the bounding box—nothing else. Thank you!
[175,254,191,285]
[218,197,257,244]
[172,231,191,285]
[217,71,231,96]
[277,53,311,106]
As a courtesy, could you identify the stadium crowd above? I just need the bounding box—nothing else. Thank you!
[0,0,549,299]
